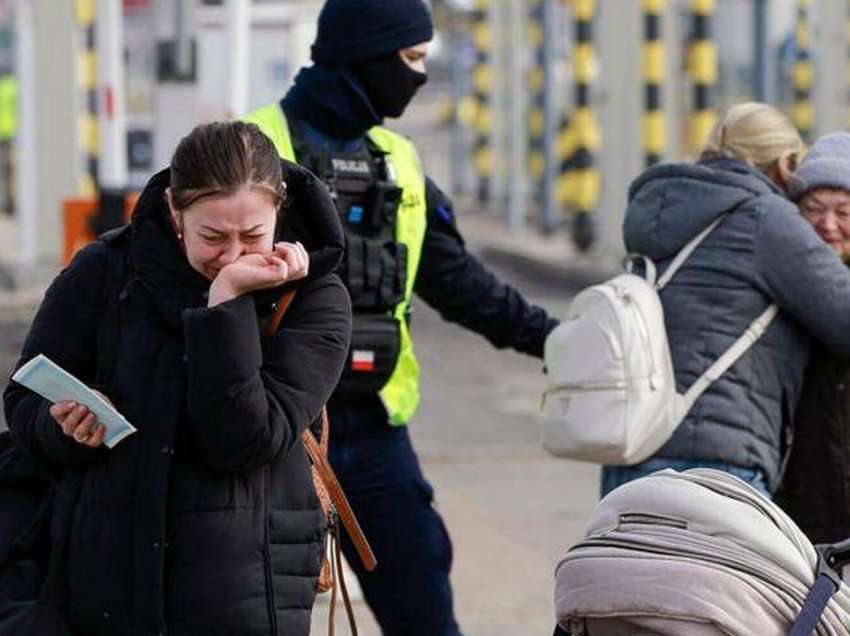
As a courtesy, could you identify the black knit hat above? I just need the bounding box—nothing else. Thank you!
[311,0,434,65]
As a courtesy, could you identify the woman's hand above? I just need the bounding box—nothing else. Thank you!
[273,241,309,281]
[207,242,309,307]
[49,389,111,449]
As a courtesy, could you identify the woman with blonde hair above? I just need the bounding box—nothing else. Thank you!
[601,102,850,497]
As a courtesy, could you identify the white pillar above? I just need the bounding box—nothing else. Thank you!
[596,0,642,255]
[506,0,527,230]
[225,0,251,118]
[814,0,847,136]
[153,0,199,168]
[18,0,78,269]
[97,0,128,189]
[15,0,36,267]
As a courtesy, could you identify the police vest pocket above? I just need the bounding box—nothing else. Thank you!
[342,236,407,313]
[336,314,401,395]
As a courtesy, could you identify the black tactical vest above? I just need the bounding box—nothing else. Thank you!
[289,120,408,393]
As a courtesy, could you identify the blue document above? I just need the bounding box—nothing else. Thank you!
[11,354,137,448]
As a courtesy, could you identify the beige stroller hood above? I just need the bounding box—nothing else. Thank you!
[554,469,850,635]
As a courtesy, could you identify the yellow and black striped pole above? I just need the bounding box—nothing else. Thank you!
[643,0,665,166]
[527,0,546,199]
[470,0,493,204]
[793,0,814,143]
[76,0,98,196]
[687,0,716,155]
[557,0,601,252]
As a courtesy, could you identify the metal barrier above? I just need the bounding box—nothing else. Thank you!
[76,0,99,196]
[687,0,717,155]
[528,0,546,200]
[793,0,814,142]
[470,0,494,204]
[643,0,665,167]
[557,0,601,252]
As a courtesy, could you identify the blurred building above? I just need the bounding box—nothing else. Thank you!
[5,0,850,276]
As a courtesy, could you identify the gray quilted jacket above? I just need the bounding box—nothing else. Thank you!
[624,156,850,490]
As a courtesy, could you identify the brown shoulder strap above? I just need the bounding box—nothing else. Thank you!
[303,425,377,571]
[266,289,377,573]
[265,290,298,337]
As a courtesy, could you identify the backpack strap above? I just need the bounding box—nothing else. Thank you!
[679,303,778,415]
[788,574,838,636]
[786,541,850,636]
[655,214,728,291]
[637,207,780,422]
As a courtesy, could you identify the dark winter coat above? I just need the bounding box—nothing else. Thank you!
[624,157,850,491]
[3,161,352,635]
[776,345,850,544]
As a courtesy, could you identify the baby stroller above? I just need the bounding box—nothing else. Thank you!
[553,469,850,635]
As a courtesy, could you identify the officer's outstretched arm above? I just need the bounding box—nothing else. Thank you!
[413,178,558,358]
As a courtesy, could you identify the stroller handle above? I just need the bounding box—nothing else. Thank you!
[819,538,850,572]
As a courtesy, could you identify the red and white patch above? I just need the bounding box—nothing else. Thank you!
[351,350,376,372]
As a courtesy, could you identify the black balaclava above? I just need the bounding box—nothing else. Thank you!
[353,52,428,119]
[310,0,433,68]
[282,0,433,140]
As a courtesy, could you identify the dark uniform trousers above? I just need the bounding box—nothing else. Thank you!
[328,393,464,636]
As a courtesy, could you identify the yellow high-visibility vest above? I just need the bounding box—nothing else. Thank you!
[0,75,19,141]
[242,104,427,424]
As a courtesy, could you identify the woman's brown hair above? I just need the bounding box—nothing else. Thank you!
[169,121,285,212]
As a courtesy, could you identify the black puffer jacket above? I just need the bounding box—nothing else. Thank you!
[3,162,352,635]
[776,345,850,544]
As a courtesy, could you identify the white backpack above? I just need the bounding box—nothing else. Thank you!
[541,215,778,465]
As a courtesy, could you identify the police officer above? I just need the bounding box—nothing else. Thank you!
[244,1,557,633]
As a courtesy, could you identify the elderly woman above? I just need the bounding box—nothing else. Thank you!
[777,133,850,544]
[3,121,351,635]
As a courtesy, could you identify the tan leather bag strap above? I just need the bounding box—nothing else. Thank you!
[327,516,358,636]
[265,289,378,572]
[267,290,298,334]
[302,426,378,571]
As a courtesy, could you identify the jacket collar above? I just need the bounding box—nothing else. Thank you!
[281,63,382,140]
[127,163,345,329]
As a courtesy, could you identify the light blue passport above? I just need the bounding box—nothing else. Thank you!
[12,354,137,448]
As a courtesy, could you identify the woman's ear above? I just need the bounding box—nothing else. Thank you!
[164,189,183,239]
[164,187,175,214]
[772,150,799,192]
[783,150,799,173]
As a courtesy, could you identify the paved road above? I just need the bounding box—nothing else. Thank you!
[310,223,599,635]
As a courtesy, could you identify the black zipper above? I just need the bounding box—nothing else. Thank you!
[617,512,688,530]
